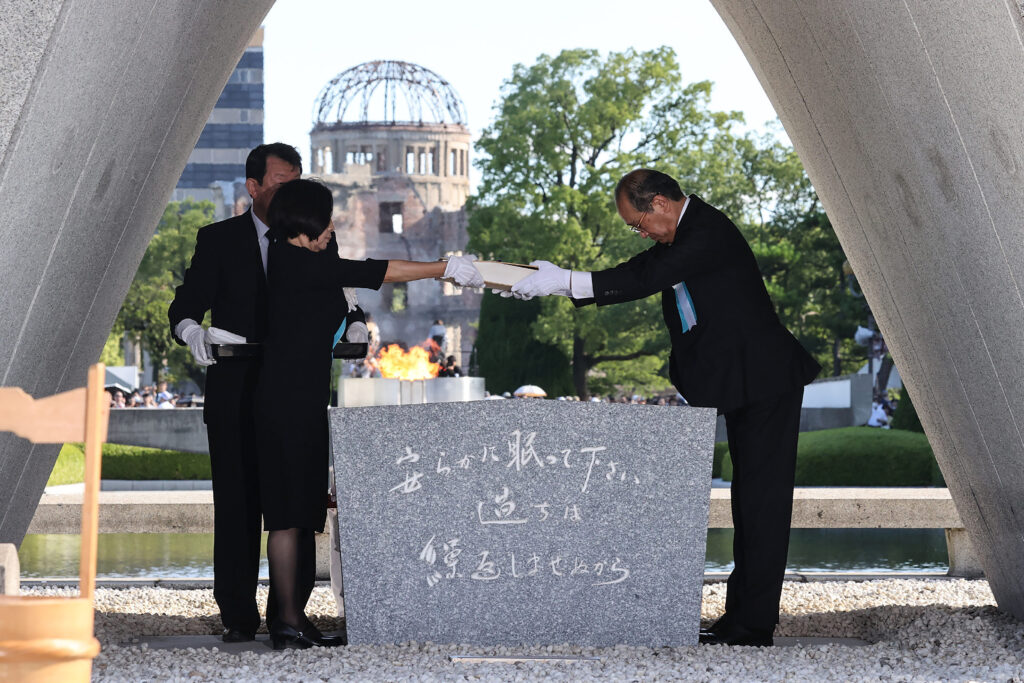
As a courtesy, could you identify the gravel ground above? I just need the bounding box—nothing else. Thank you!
[24,578,1024,682]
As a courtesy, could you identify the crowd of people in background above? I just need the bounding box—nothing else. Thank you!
[484,391,688,405]
[867,392,899,428]
[106,381,202,409]
[602,393,686,405]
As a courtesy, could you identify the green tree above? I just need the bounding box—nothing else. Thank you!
[735,134,865,376]
[469,47,869,396]
[103,200,215,385]
[98,329,124,366]
[468,47,754,398]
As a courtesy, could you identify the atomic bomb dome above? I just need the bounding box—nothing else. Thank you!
[313,59,467,127]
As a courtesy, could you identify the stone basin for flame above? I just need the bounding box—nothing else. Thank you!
[336,377,486,407]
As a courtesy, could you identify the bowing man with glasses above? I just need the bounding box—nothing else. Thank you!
[509,168,821,646]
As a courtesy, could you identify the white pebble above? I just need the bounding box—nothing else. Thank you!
[21,580,1024,682]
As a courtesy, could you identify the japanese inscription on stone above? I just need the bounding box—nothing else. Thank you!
[330,400,715,646]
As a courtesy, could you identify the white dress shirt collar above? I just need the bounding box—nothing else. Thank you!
[252,209,270,275]
[676,195,691,228]
[252,209,270,240]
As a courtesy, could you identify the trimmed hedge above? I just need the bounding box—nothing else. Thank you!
[49,443,211,484]
[719,426,944,486]
[712,441,729,479]
[51,425,939,486]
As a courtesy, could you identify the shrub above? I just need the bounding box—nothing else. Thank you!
[719,426,943,486]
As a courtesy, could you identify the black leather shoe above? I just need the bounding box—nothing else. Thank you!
[699,614,731,638]
[222,628,255,643]
[699,622,773,646]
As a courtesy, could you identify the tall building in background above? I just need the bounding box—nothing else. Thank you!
[171,28,264,219]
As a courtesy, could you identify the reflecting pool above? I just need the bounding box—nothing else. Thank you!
[18,529,949,579]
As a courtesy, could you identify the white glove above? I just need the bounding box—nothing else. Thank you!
[180,321,215,366]
[511,260,571,298]
[442,255,485,288]
[343,287,358,310]
[345,321,369,343]
[492,287,529,300]
[205,326,247,345]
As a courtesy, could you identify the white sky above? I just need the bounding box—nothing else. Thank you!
[262,0,785,179]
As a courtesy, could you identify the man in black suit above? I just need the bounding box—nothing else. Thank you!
[168,143,302,642]
[512,168,821,646]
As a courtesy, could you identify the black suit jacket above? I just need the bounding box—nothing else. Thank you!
[579,195,820,412]
[168,211,269,422]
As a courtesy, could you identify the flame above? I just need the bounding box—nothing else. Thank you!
[376,343,441,380]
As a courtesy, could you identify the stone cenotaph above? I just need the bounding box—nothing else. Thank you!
[330,400,715,646]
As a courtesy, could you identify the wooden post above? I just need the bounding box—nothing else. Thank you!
[78,363,107,600]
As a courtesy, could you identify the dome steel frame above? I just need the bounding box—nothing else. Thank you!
[314,60,467,127]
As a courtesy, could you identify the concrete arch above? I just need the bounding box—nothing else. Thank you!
[1,0,1022,620]
[0,0,274,546]
[712,0,1024,618]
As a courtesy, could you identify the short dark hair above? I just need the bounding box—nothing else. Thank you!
[246,143,302,182]
[266,178,333,241]
[615,169,684,211]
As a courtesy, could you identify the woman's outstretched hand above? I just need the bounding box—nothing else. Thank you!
[443,255,485,288]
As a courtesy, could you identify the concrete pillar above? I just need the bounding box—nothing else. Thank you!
[0,0,275,546]
[326,508,345,617]
[712,0,1024,618]
[314,531,331,581]
[945,528,984,579]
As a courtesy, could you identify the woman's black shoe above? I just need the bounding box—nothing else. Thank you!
[269,622,316,650]
[270,621,346,649]
[311,632,346,647]
[302,622,347,647]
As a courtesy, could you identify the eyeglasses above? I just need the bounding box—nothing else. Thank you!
[627,211,648,233]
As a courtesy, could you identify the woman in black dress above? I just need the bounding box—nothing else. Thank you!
[256,178,484,649]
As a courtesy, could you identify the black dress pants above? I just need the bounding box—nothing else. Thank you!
[206,360,265,634]
[722,386,804,630]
